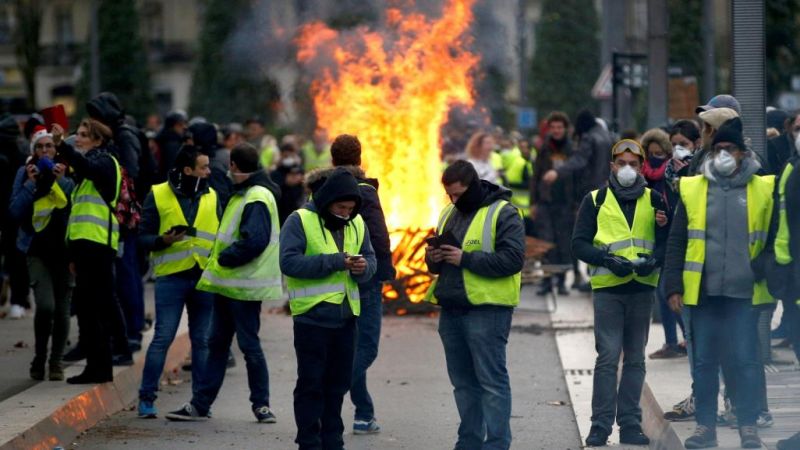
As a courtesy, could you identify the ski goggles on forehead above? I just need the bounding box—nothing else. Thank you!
[611,139,645,158]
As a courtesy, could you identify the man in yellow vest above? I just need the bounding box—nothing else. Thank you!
[137,146,220,418]
[301,128,331,171]
[571,139,669,447]
[663,117,774,449]
[280,167,376,449]
[424,160,525,450]
[166,143,283,423]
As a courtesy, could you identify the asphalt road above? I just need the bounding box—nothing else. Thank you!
[72,288,582,450]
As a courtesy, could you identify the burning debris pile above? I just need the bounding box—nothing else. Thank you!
[297,0,480,312]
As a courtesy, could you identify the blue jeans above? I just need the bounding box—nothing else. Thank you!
[657,279,685,346]
[191,296,269,415]
[350,281,382,421]
[116,232,144,343]
[139,275,213,402]
[439,307,513,450]
[591,290,653,432]
[691,296,760,427]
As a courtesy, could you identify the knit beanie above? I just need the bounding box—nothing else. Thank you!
[29,125,52,153]
[712,117,746,151]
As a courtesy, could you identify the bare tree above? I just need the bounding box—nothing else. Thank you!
[13,0,43,109]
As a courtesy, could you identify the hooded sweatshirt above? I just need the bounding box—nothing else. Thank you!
[663,155,768,300]
[279,167,377,328]
[425,180,525,310]
[86,92,144,179]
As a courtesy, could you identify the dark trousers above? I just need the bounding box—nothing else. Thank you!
[294,319,356,450]
[116,232,144,343]
[591,290,653,432]
[534,203,574,266]
[691,296,761,427]
[782,299,800,362]
[27,256,71,365]
[350,281,382,421]
[71,240,117,379]
[2,226,30,308]
[191,296,269,414]
[656,278,685,346]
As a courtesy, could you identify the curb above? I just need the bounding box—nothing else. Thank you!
[641,382,685,450]
[0,332,190,450]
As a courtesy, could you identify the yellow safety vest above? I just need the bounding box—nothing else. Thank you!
[259,144,277,170]
[425,200,521,306]
[490,151,504,172]
[588,188,660,289]
[775,162,794,264]
[67,155,121,250]
[505,155,533,214]
[150,182,220,277]
[679,174,775,306]
[196,185,282,301]
[32,182,68,232]
[302,142,331,171]
[285,208,365,316]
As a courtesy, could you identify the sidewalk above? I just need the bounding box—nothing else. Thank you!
[552,289,800,450]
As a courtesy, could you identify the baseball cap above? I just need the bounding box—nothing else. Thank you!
[611,139,645,158]
[695,94,741,115]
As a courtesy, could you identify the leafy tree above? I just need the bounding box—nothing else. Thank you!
[766,0,800,103]
[667,0,703,82]
[189,0,279,124]
[12,0,44,109]
[76,0,153,121]
[529,0,600,119]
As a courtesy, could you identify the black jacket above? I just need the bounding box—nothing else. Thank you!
[768,155,800,299]
[767,133,794,176]
[425,181,526,310]
[0,116,25,228]
[557,124,612,200]
[531,135,574,206]
[571,183,669,294]
[58,142,119,205]
[155,128,184,183]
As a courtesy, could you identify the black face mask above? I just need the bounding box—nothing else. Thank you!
[454,179,484,213]
[321,210,351,231]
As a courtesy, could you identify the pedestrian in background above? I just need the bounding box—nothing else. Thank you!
[425,160,525,450]
[329,134,396,435]
[8,126,74,381]
[572,139,668,447]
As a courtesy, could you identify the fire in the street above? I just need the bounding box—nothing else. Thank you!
[296,0,479,303]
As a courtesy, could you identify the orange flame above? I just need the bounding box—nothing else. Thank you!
[296,0,479,232]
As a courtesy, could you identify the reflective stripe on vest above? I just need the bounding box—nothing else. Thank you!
[150,182,219,277]
[775,162,794,264]
[32,182,68,232]
[680,174,775,306]
[284,209,365,316]
[67,154,121,250]
[425,200,522,307]
[196,185,282,301]
[588,188,659,289]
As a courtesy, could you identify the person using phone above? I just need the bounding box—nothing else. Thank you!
[8,125,74,381]
[572,139,669,447]
[136,145,220,418]
[166,143,282,424]
[280,167,377,449]
[424,160,525,450]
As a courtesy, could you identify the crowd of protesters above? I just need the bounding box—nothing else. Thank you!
[2,88,800,450]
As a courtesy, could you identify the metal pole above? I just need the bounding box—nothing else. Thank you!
[702,0,716,101]
[601,0,625,123]
[89,0,100,97]
[731,0,766,163]
[612,52,618,132]
[647,0,668,128]
[517,0,527,105]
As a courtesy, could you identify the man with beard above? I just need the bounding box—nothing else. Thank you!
[425,160,525,450]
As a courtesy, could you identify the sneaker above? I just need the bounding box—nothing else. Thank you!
[253,405,276,423]
[166,403,207,422]
[138,400,157,418]
[619,424,650,446]
[353,418,381,435]
[757,411,774,428]
[664,394,695,421]
[684,425,718,449]
[585,425,610,447]
[649,344,686,359]
[777,431,800,450]
[739,425,761,449]
[48,363,64,381]
[9,304,25,319]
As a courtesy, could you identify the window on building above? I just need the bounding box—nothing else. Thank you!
[0,5,12,45]
[142,1,164,47]
[54,4,74,45]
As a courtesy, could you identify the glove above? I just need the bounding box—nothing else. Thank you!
[603,254,634,277]
[633,253,658,276]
